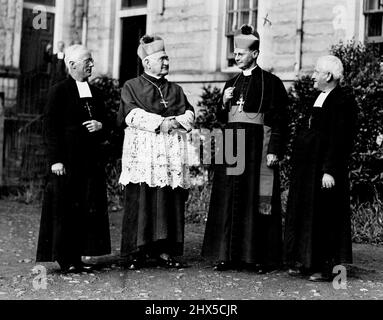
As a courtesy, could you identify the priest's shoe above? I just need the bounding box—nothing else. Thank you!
[288,268,304,277]
[61,264,89,274]
[213,261,232,271]
[77,262,96,272]
[125,258,144,271]
[256,266,276,274]
[157,255,184,269]
[308,272,333,282]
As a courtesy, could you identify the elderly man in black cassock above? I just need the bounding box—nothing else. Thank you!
[117,35,195,270]
[284,55,358,282]
[201,25,289,273]
[36,45,111,273]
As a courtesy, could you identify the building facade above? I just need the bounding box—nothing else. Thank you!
[0,0,382,185]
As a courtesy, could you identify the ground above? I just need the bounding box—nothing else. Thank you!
[1,199,383,301]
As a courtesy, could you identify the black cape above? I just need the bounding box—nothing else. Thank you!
[36,77,111,263]
[117,73,194,125]
[284,86,358,271]
[201,67,289,266]
[117,73,194,258]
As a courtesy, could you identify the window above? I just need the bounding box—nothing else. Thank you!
[226,0,258,66]
[122,0,147,9]
[25,0,55,6]
[364,0,383,54]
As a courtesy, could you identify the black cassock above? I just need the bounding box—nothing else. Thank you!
[201,67,288,267]
[284,86,358,271]
[36,77,111,264]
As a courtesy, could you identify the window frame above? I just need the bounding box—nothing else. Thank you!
[364,0,383,44]
[121,0,147,9]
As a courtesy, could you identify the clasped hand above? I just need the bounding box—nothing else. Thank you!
[83,120,102,133]
[160,118,181,134]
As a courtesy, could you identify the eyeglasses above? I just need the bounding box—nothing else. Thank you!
[77,58,94,65]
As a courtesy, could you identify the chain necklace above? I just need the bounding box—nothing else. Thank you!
[231,69,264,120]
[142,75,169,109]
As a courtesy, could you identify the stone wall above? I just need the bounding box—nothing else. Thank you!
[86,0,115,76]
[259,0,361,80]
[147,0,229,107]
[148,0,216,74]
[0,92,4,185]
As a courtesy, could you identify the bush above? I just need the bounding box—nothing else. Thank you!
[195,85,225,131]
[331,40,383,204]
[280,75,318,191]
[90,76,123,208]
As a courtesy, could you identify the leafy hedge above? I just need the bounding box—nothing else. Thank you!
[90,76,123,209]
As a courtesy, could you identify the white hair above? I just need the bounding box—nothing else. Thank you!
[64,45,90,68]
[317,55,344,81]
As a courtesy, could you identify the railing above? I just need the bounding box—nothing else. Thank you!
[17,70,50,115]
[3,115,47,186]
[1,68,50,187]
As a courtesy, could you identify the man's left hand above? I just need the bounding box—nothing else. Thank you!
[322,173,335,189]
[267,154,278,167]
[169,118,181,132]
[83,120,102,133]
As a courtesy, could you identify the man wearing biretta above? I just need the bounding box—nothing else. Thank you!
[202,25,289,273]
[117,35,195,270]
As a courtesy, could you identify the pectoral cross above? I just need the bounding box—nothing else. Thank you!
[84,101,93,119]
[236,96,245,113]
[160,99,169,109]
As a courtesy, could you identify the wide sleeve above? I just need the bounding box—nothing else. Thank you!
[125,108,164,132]
[43,86,63,166]
[174,94,195,132]
[175,110,195,132]
[117,82,142,129]
[322,95,357,176]
[266,77,289,158]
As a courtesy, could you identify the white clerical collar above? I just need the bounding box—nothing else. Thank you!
[76,81,92,98]
[243,65,258,76]
[313,87,335,108]
[57,52,64,60]
[144,72,162,80]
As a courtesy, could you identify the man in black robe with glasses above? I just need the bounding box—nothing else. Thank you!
[202,25,289,273]
[36,45,111,273]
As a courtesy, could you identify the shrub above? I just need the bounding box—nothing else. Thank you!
[90,76,123,208]
[195,85,225,131]
[330,40,383,204]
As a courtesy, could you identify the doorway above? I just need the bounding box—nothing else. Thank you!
[19,7,55,114]
[119,15,146,86]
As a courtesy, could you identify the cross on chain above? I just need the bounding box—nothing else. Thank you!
[84,101,93,119]
[236,96,245,113]
[160,99,169,109]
